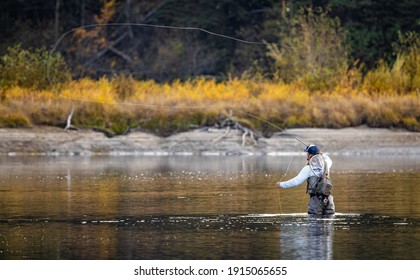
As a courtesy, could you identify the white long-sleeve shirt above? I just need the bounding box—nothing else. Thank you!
[279,154,332,189]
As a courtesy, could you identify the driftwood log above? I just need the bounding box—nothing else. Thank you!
[213,112,258,146]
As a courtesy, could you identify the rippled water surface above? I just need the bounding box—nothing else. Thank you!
[0,155,419,259]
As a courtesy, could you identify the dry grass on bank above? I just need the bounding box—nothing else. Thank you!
[0,78,419,136]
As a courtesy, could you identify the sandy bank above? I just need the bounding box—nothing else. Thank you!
[0,126,419,156]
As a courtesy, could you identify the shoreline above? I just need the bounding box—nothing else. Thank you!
[0,126,419,157]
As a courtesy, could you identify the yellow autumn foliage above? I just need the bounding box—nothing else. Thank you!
[1,76,419,134]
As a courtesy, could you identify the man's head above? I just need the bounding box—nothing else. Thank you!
[304,144,320,160]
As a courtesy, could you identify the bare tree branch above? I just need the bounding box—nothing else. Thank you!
[108,46,134,64]
[64,105,78,131]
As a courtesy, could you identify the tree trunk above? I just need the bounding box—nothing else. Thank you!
[54,0,61,42]
[281,0,286,20]
[81,0,86,26]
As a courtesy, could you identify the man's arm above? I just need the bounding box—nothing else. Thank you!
[276,165,312,189]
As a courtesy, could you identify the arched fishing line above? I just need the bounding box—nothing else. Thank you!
[47,22,268,108]
[51,23,266,54]
[47,22,289,92]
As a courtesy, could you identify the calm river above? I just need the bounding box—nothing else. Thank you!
[0,155,419,259]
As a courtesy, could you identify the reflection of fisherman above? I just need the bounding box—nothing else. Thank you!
[276,144,335,215]
[279,218,334,259]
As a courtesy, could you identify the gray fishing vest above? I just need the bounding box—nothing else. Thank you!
[306,155,333,197]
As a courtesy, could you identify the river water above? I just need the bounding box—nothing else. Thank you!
[0,155,419,260]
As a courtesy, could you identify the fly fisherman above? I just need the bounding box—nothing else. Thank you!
[276,144,335,215]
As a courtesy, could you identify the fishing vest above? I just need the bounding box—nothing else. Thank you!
[306,155,333,197]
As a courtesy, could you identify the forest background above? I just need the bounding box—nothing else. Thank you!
[0,0,419,137]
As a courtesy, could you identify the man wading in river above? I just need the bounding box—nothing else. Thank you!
[276,145,335,215]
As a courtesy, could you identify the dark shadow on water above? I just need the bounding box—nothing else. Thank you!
[0,213,418,259]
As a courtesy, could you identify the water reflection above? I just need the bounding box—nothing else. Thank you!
[2,213,417,259]
[279,216,334,260]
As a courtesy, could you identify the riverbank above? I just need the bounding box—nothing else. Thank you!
[0,126,418,156]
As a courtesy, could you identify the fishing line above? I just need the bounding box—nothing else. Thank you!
[47,22,265,109]
[54,93,307,147]
[299,189,307,213]
[48,22,307,146]
[277,189,283,214]
[51,23,266,54]
[47,23,307,213]
[276,140,298,214]
[48,22,289,89]
[56,94,218,109]
[228,109,307,146]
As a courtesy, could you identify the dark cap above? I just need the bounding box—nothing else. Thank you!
[304,144,320,155]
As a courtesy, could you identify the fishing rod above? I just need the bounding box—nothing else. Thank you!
[228,108,307,147]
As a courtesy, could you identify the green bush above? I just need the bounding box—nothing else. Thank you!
[267,8,349,91]
[0,45,71,90]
